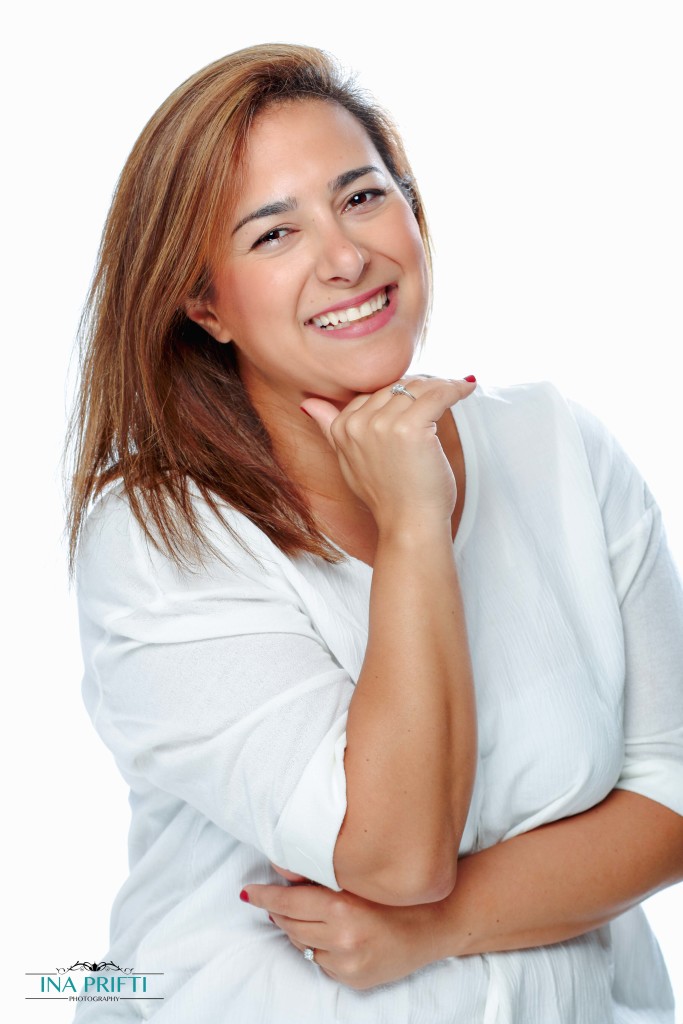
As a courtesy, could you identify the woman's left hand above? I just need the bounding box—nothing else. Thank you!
[241,875,445,990]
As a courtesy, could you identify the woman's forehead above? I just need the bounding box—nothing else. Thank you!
[238,99,386,198]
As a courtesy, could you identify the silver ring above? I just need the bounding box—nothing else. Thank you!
[303,947,316,963]
[390,382,417,401]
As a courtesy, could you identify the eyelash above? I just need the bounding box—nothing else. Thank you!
[252,227,290,250]
[343,187,388,211]
[251,188,388,249]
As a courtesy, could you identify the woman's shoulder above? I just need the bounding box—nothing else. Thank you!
[76,479,297,610]
[460,378,622,460]
[454,379,591,467]
[460,378,575,426]
[76,479,326,656]
[460,379,654,543]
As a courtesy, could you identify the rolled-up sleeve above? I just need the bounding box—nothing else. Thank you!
[77,489,353,889]
[610,504,683,814]
[571,401,683,815]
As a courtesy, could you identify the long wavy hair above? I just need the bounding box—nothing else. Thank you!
[66,43,432,572]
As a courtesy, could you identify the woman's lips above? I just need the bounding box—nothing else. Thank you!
[306,286,397,339]
[307,284,392,321]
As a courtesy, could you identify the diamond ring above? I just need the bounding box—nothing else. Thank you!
[390,382,417,401]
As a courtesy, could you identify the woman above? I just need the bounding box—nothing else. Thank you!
[68,43,683,1022]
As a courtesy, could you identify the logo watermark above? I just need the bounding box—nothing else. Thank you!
[25,960,164,1003]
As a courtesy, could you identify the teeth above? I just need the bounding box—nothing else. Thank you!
[311,289,389,329]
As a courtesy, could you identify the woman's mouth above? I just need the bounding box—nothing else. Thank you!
[308,288,391,330]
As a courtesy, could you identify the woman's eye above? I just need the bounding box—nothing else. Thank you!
[344,188,386,211]
[252,227,289,249]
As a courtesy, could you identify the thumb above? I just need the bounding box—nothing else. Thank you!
[300,398,341,446]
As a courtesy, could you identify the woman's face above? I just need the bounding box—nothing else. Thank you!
[189,99,430,409]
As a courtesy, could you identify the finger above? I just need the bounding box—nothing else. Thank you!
[270,913,331,951]
[270,863,310,884]
[288,941,340,982]
[345,376,475,425]
[301,393,385,451]
[316,377,453,445]
[397,375,477,400]
[406,373,476,386]
[383,376,477,422]
[299,398,340,444]
[242,882,328,921]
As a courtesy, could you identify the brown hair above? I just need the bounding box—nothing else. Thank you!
[66,43,432,572]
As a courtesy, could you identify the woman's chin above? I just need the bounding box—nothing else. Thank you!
[334,363,416,401]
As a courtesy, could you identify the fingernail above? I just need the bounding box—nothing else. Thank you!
[268,914,275,923]
[300,406,312,418]
[464,375,477,383]
[239,889,250,903]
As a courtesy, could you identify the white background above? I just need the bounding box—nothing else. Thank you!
[4,1,681,1020]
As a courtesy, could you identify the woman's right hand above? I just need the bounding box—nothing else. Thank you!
[299,376,478,906]
[242,878,442,991]
[300,376,476,535]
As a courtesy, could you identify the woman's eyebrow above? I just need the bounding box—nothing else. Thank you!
[328,164,385,193]
[231,166,385,236]
[232,198,297,236]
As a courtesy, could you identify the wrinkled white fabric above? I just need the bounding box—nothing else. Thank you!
[75,382,683,1022]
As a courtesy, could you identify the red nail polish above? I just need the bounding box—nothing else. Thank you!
[239,889,250,903]
[300,406,312,418]
[268,914,275,923]
[464,375,477,383]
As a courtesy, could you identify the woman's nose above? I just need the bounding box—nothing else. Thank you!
[313,220,369,285]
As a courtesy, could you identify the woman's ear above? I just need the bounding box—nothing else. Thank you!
[184,298,232,344]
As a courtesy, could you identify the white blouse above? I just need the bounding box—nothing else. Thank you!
[75,382,683,1023]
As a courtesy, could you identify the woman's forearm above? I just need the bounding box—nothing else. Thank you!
[245,790,683,991]
[428,789,683,957]
[298,377,478,906]
[334,523,476,906]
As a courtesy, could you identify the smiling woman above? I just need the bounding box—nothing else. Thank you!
[67,44,433,570]
[66,42,683,1024]
[184,100,430,413]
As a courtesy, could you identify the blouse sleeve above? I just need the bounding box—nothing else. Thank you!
[570,401,683,816]
[76,488,354,889]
